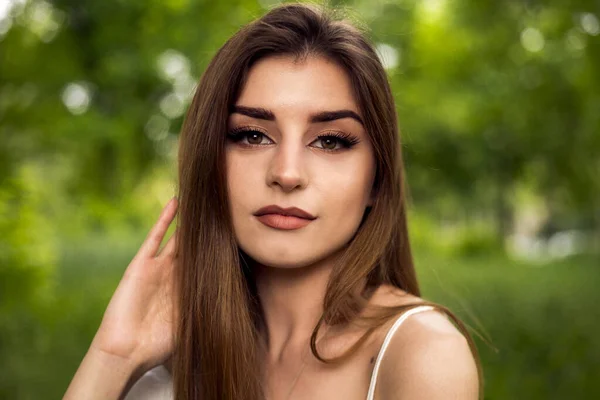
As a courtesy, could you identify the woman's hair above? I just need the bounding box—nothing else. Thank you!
[174,2,483,399]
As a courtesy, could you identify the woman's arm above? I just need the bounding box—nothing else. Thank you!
[63,346,140,400]
[63,198,179,399]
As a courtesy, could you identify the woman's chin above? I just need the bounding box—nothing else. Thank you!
[246,251,327,271]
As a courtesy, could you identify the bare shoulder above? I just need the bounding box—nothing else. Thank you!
[371,285,479,399]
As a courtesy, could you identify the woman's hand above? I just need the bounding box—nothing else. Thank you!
[90,197,180,372]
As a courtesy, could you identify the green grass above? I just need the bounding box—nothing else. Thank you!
[416,253,600,399]
[1,233,598,399]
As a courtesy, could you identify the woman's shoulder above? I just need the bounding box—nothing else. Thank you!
[369,284,479,399]
[368,284,459,337]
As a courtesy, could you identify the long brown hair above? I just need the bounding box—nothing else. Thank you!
[174,2,483,399]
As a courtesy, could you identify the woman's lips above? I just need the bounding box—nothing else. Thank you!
[256,214,314,230]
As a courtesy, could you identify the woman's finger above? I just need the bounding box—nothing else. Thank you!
[137,197,178,260]
[158,227,179,258]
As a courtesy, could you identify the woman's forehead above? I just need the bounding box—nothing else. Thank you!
[234,55,362,119]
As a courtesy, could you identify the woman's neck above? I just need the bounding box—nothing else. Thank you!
[253,247,344,364]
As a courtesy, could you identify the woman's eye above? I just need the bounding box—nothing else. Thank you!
[312,133,359,151]
[227,129,359,152]
[227,130,272,146]
[312,136,346,151]
[243,131,268,145]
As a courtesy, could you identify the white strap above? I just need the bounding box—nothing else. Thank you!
[365,305,436,400]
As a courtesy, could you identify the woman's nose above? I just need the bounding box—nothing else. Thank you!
[266,139,309,192]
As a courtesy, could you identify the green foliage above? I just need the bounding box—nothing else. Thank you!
[451,227,501,258]
[417,253,600,399]
[0,233,140,399]
[0,0,598,398]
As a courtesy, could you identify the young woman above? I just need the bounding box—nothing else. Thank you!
[64,3,482,400]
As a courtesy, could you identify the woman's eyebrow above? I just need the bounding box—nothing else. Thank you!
[229,105,364,126]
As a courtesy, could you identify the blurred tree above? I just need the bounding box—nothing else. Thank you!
[361,0,599,243]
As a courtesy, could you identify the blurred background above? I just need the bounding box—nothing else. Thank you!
[0,0,598,398]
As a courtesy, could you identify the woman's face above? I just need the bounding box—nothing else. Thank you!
[226,55,376,269]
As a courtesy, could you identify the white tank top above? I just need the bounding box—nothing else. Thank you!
[124,305,435,400]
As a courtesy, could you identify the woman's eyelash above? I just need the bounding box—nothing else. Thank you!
[318,131,360,148]
[226,127,360,151]
[226,127,266,141]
